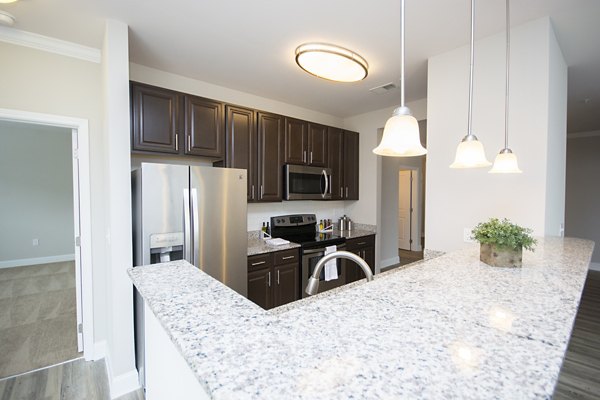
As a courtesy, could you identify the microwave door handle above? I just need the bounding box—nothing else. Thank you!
[321,169,328,198]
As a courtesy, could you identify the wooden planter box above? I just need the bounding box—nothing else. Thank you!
[480,243,522,268]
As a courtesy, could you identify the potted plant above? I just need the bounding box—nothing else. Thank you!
[471,218,536,268]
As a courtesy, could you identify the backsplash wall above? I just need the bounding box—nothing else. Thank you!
[248,201,346,231]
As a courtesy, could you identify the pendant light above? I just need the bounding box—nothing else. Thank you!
[373,0,427,157]
[489,0,522,173]
[450,0,491,168]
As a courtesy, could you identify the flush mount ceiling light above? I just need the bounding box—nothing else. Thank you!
[450,0,491,169]
[0,0,19,3]
[373,0,427,157]
[490,0,522,174]
[0,10,15,26]
[295,43,368,83]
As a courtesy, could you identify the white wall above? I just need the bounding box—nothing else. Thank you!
[343,98,427,270]
[0,121,74,264]
[425,17,567,252]
[102,20,138,398]
[0,41,107,344]
[565,134,600,263]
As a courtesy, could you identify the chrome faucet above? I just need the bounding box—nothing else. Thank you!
[305,250,374,296]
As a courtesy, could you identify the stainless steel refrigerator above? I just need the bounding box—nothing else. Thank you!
[131,162,247,388]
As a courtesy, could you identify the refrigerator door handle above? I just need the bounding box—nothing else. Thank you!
[183,188,191,262]
[191,188,200,267]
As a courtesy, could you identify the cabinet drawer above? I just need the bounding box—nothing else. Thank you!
[346,235,375,250]
[247,253,272,271]
[273,249,299,266]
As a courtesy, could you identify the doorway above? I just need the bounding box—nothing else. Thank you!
[0,108,94,377]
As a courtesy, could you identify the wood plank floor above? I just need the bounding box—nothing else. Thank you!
[554,270,600,399]
[0,358,144,400]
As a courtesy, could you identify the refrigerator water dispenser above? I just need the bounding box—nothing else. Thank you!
[149,232,184,264]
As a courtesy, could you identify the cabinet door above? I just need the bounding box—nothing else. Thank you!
[184,95,224,158]
[273,263,299,307]
[307,123,328,167]
[284,117,308,165]
[225,105,256,201]
[343,131,360,200]
[248,268,272,309]
[257,112,284,202]
[345,246,361,284]
[131,82,180,154]
[327,127,344,200]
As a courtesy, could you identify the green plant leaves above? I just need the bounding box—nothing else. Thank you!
[471,218,537,251]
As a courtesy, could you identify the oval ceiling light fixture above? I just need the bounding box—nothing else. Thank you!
[295,43,369,83]
[0,10,15,26]
[0,0,19,3]
[373,0,427,157]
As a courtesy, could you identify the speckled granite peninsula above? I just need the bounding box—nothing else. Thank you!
[129,237,594,399]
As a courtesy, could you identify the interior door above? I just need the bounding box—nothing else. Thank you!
[398,170,412,250]
[71,130,83,352]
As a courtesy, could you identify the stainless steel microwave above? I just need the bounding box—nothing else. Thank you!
[284,164,332,200]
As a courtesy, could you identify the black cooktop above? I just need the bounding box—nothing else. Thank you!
[270,214,345,250]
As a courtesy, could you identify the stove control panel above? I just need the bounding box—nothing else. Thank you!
[271,214,316,227]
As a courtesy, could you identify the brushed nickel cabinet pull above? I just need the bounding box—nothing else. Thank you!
[310,151,313,164]
[277,270,280,285]
[251,185,255,200]
[251,261,266,266]
[175,133,179,151]
[282,255,295,260]
[346,187,349,198]
[187,135,191,151]
[260,184,264,199]
[267,271,271,287]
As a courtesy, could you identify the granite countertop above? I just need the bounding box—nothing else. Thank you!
[129,237,594,399]
[247,223,377,255]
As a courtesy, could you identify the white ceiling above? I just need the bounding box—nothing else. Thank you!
[3,0,600,132]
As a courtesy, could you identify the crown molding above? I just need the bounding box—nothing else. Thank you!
[0,25,101,63]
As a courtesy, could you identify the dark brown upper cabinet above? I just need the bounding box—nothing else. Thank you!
[327,127,344,200]
[224,105,256,201]
[257,112,284,202]
[284,118,328,167]
[284,117,308,165]
[131,82,180,154]
[343,130,360,200]
[184,95,224,158]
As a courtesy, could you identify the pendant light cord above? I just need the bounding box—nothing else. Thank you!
[504,0,510,149]
[400,0,406,108]
[467,0,475,137]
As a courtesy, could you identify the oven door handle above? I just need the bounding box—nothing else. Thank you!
[302,243,346,255]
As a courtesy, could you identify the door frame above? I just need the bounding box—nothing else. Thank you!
[398,167,422,252]
[0,107,95,360]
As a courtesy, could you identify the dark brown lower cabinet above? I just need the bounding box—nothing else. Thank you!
[345,235,376,284]
[247,249,299,309]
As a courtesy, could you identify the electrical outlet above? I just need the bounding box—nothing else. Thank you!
[559,223,565,237]
[32,238,39,246]
[463,228,475,243]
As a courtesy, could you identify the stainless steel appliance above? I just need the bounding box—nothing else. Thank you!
[284,165,332,200]
[132,162,247,389]
[270,214,346,298]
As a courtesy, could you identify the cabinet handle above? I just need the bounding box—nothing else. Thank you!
[267,271,271,287]
[340,187,343,198]
[281,255,294,260]
[277,270,280,285]
[251,261,266,266]
[310,151,313,164]
[357,242,367,246]
[260,184,264,199]
[187,135,191,151]
[303,151,307,163]
[346,187,349,198]
[251,185,255,200]
[175,133,179,151]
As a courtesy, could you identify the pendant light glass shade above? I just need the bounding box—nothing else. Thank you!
[450,134,491,168]
[373,0,427,158]
[489,149,522,173]
[373,106,426,156]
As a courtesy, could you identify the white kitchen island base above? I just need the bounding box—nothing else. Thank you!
[144,302,209,399]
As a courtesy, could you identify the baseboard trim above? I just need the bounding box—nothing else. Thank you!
[92,340,107,361]
[104,347,140,399]
[380,256,400,269]
[589,262,600,272]
[0,254,75,269]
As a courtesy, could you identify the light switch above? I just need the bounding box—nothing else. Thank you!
[32,238,39,246]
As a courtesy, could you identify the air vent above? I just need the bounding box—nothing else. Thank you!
[369,82,397,95]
